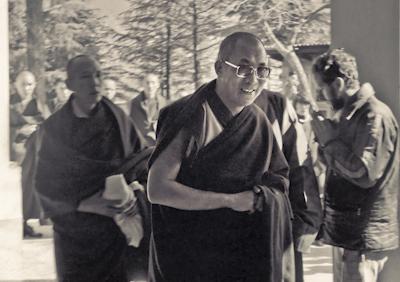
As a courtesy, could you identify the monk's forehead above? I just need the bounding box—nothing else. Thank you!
[17,72,36,84]
[230,39,268,63]
[69,57,100,77]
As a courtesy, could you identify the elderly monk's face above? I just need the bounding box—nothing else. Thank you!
[15,73,36,99]
[67,57,102,104]
[217,39,268,109]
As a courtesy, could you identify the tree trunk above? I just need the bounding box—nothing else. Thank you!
[263,19,318,111]
[165,21,171,100]
[192,0,200,89]
[26,0,50,117]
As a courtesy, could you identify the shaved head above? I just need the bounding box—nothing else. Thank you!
[16,71,35,84]
[66,55,100,80]
[15,71,36,99]
[217,32,266,61]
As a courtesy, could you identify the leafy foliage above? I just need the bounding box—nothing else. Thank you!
[9,0,330,100]
[227,0,330,46]
[9,0,27,81]
[43,1,111,70]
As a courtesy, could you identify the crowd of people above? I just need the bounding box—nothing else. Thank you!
[9,32,398,282]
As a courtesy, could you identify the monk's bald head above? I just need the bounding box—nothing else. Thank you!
[15,71,36,99]
[217,32,266,61]
[66,55,99,80]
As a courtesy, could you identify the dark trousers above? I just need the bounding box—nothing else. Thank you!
[294,249,304,282]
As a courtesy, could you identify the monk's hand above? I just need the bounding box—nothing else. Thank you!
[228,191,255,213]
[78,191,123,218]
[18,124,37,137]
[121,198,140,217]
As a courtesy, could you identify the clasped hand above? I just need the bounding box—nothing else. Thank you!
[229,187,264,214]
[78,190,139,218]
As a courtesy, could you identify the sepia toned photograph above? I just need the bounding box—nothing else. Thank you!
[0,0,399,281]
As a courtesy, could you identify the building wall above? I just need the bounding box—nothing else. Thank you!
[331,0,399,121]
[1,1,9,168]
[331,1,400,281]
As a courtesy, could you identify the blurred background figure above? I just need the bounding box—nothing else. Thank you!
[128,73,168,147]
[101,78,117,100]
[294,95,326,206]
[101,77,130,111]
[280,63,300,102]
[47,77,71,113]
[10,71,46,238]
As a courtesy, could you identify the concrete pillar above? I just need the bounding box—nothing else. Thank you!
[331,1,400,281]
[331,0,399,121]
[0,1,9,171]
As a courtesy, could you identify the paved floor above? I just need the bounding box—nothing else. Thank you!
[0,165,333,282]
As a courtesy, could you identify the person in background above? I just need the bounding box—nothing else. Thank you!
[129,73,168,147]
[10,71,46,238]
[35,55,150,281]
[311,48,399,282]
[147,32,293,282]
[48,77,71,113]
[101,78,117,101]
[293,95,326,200]
[100,77,131,112]
[255,90,322,282]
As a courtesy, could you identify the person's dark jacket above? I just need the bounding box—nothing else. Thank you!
[319,83,399,251]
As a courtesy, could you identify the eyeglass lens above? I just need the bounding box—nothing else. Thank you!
[238,65,270,78]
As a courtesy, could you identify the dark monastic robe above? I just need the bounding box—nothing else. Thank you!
[10,94,46,221]
[148,81,292,282]
[35,96,149,282]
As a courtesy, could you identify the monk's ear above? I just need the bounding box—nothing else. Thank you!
[333,77,345,92]
[214,60,223,76]
[65,78,74,92]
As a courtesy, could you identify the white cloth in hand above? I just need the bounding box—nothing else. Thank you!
[103,174,143,247]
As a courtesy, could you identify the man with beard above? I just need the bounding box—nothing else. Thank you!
[35,55,149,281]
[147,32,293,282]
[311,49,399,282]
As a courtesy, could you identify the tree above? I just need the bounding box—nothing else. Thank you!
[9,0,120,103]
[9,0,27,82]
[43,1,112,70]
[116,0,205,99]
[26,0,49,116]
[116,0,235,98]
[176,0,231,89]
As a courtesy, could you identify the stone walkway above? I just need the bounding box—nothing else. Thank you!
[0,166,333,282]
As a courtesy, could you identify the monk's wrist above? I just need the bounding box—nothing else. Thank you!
[222,194,235,209]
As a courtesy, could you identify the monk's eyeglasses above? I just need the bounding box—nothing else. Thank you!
[224,60,271,80]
